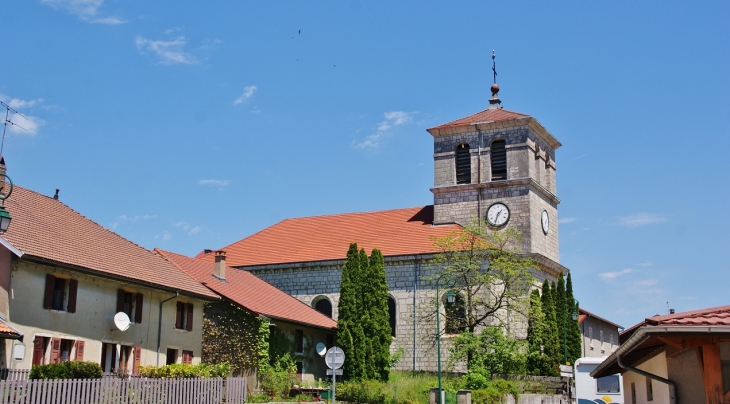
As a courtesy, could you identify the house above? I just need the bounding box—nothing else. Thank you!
[578,308,623,358]
[0,180,220,373]
[155,249,336,386]
[590,304,730,404]
[195,83,571,371]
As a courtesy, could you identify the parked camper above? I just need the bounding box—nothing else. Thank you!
[574,357,623,404]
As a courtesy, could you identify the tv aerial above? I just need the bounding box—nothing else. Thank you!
[0,100,29,156]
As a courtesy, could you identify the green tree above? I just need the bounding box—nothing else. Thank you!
[338,243,367,380]
[540,280,560,376]
[449,326,526,376]
[565,273,582,364]
[554,274,566,365]
[526,289,552,376]
[360,248,392,381]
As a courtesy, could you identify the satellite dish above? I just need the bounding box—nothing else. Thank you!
[316,342,327,357]
[114,312,131,331]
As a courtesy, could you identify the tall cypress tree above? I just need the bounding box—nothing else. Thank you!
[540,280,559,376]
[526,289,551,376]
[565,273,582,364]
[360,249,392,381]
[554,274,567,365]
[337,243,366,380]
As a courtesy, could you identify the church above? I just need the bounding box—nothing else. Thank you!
[198,78,570,372]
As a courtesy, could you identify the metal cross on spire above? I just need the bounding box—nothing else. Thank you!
[492,50,497,84]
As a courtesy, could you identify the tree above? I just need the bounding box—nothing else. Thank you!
[428,219,535,368]
[526,289,552,376]
[565,273,582,364]
[336,243,392,381]
[554,274,566,365]
[540,280,560,376]
[449,326,526,377]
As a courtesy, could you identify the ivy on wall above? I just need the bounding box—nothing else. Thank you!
[202,301,261,376]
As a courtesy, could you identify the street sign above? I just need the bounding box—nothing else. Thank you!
[559,365,573,373]
[560,372,574,378]
[326,369,343,376]
[325,347,345,370]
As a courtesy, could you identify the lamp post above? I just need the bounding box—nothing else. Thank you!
[0,173,13,233]
[563,299,579,364]
[435,273,457,404]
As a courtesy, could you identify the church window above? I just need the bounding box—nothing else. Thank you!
[490,139,507,181]
[455,144,471,184]
[387,296,396,337]
[313,296,333,318]
[444,292,467,334]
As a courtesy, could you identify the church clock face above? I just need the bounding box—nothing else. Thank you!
[486,202,510,227]
[541,210,550,235]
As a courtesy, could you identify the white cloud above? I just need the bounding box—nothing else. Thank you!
[109,214,157,229]
[135,36,198,65]
[5,97,43,109]
[198,179,231,188]
[598,268,633,280]
[354,111,415,149]
[41,0,124,24]
[173,221,202,235]
[1,96,46,135]
[635,279,658,286]
[618,213,667,227]
[234,86,258,105]
[558,217,577,224]
[636,260,653,267]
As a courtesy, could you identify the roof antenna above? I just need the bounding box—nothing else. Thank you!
[488,50,502,110]
[667,301,674,315]
[0,100,29,157]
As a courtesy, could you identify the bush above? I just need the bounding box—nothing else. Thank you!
[337,380,387,404]
[138,362,231,378]
[471,380,519,404]
[462,368,491,390]
[30,361,103,380]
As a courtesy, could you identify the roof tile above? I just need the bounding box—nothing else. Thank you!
[428,108,530,130]
[2,186,217,299]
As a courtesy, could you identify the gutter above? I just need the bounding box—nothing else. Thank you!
[156,291,179,366]
[617,354,678,404]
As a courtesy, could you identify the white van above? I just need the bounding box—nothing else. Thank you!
[574,357,623,404]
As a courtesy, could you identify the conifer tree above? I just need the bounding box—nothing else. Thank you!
[565,273,582,364]
[554,274,567,365]
[526,289,552,375]
[540,280,559,376]
[337,243,366,380]
[361,249,392,381]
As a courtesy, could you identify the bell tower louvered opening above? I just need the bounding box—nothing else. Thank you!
[490,139,507,181]
[455,143,471,184]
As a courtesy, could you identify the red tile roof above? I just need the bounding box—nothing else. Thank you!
[1,186,217,299]
[198,206,461,268]
[578,308,623,329]
[644,305,730,327]
[428,108,530,130]
[0,317,22,339]
[156,249,337,330]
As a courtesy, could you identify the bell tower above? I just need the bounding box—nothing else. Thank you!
[426,54,562,263]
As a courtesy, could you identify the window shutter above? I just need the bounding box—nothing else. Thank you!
[175,302,183,329]
[455,144,471,184]
[43,274,55,309]
[33,337,44,365]
[67,279,78,313]
[135,293,144,323]
[133,346,142,375]
[117,289,125,313]
[50,338,61,363]
[490,140,507,181]
[186,303,194,331]
[75,340,85,361]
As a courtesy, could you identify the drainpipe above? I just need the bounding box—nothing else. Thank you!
[413,259,419,371]
[617,354,678,404]
[157,291,179,366]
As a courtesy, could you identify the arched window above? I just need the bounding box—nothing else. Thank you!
[490,139,507,181]
[444,292,467,334]
[313,297,332,318]
[455,144,471,184]
[387,297,396,337]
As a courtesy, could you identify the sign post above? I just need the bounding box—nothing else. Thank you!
[324,347,345,404]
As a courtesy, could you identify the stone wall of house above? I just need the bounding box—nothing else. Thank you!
[242,255,557,373]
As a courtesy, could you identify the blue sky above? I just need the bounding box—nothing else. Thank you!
[1,1,728,329]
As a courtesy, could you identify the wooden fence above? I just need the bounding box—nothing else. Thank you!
[0,370,30,381]
[0,376,246,404]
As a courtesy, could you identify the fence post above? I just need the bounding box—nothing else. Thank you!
[457,390,471,404]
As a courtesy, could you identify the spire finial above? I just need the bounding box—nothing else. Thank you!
[488,49,502,109]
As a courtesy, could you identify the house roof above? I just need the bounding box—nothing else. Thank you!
[155,249,337,330]
[578,308,623,329]
[592,304,730,377]
[428,108,531,130]
[0,317,22,339]
[1,186,218,299]
[197,205,461,268]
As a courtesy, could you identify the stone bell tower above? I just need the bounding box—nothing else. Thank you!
[426,61,562,264]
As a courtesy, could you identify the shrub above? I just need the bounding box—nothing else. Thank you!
[337,380,387,404]
[29,361,103,380]
[462,368,491,390]
[471,380,519,404]
[138,362,230,378]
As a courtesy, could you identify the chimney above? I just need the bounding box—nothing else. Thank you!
[214,250,227,281]
[54,189,59,200]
